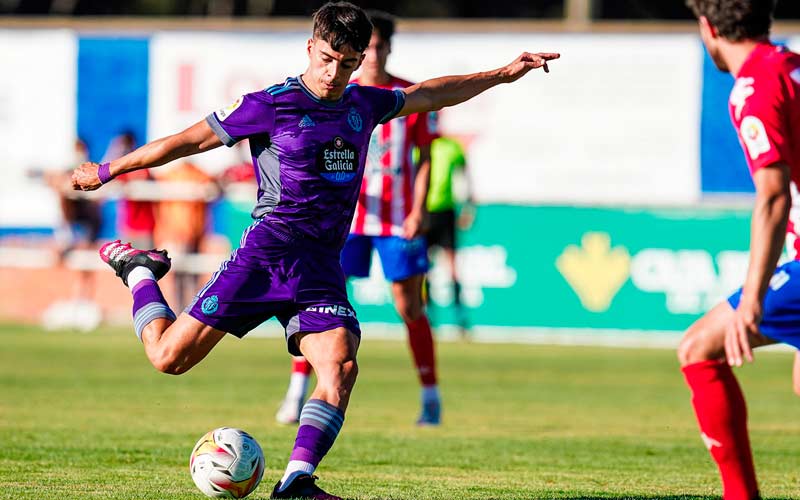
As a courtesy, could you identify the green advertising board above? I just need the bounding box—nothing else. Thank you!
[215,202,753,332]
[348,205,753,331]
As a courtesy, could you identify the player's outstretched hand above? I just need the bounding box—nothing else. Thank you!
[71,162,103,191]
[502,52,561,83]
[725,298,761,366]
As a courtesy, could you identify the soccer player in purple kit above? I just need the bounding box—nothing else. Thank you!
[71,3,559,498]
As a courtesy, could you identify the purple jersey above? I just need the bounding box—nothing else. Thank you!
[206,76,405,249]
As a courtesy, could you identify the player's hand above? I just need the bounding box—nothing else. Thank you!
[725,297,762,366]
[71,162,103,191]
[502,52,561,82]
[403,209,427,239]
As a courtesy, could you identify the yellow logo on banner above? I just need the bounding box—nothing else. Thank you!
[556,232,631,312]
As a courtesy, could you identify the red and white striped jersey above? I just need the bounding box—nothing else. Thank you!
[350,76,438,236]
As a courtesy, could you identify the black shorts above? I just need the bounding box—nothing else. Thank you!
[427,209,456,250]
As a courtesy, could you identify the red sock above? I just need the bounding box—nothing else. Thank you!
[682,360,759,500]
[292,357,312,376]
[406,315,437,386]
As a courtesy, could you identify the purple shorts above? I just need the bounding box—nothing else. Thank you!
[186,219,360,355]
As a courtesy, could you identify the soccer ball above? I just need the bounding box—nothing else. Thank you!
[189,427,265,498]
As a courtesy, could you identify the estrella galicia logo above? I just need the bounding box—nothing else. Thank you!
[347,107,363,132]
[201,295,219,315]
[317,136,359,183]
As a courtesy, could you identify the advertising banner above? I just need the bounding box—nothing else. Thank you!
[216,202,752,332]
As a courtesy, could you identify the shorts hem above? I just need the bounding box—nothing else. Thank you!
[185,309,243,338]
[286,322,362,356]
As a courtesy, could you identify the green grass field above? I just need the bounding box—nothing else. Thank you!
[1,323,799,500]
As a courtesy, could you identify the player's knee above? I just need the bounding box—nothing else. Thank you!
[317,358,359,397]
[677,329,714,366]
[397,302,423,323]
[677,334,695,366]
[148,348,189,375]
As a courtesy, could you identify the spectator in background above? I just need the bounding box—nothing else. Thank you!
[153,161,218,309]
[105,131,155,249]
[46,138,102,302]
[426,136,475,338]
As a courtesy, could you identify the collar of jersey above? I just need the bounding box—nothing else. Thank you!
[739,41,777,76]
[296,74,355,107]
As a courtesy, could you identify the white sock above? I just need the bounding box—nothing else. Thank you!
[278,460,316,491]
[422,384,440,403]
[127,267,156,289]
[287,372,310,401]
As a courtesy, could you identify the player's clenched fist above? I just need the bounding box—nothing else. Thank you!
[71,162,103,191]
[502,52,561,82]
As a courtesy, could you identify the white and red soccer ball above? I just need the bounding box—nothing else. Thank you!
[189,427,265,498]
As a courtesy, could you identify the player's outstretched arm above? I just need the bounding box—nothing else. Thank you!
[71,119,222,191]
[397,52,560,118]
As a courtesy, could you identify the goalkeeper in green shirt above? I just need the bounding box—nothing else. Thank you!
[426,136,475,337]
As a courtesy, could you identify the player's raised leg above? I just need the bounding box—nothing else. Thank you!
[271,327,359,500]
[678,302,776,500]
[99,240,226,374]
[276,356,314,425]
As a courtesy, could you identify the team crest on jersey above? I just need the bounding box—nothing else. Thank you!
[215,97,243,122]
[347,107,363,132]
[317,136,359,183]
[740,115,771,160]
[729,77,754,120]
[366,131,394,174]
[201,295,219,315]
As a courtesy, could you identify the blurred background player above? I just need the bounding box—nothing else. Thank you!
[425,135,475,338]
[105,131,156,249]
[679,1,800,499]
[41,138,103,328]
[276,9,442,427]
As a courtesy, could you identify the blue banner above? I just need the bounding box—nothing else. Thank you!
[77,37,149,163]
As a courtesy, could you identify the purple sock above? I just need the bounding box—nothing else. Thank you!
[131,280,175,341]
[289,399,345,466]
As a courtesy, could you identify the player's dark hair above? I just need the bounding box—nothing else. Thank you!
[312,2,373,53]
[366,9,395,42]
[686,0,774,41]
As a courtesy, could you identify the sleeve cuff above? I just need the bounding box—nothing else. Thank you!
[379,89,406,124]
[205,113,237,147]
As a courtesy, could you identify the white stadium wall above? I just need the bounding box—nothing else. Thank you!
[0,30,76,229]
[148,31,704,205]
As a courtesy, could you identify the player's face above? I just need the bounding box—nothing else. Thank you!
[305,38,364,100]
[362,33,390,77]
[698,16,729,72]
